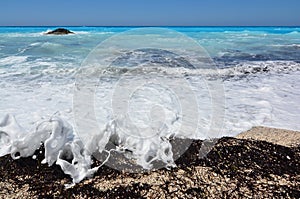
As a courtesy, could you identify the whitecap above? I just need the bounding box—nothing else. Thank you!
[0,55,28,66]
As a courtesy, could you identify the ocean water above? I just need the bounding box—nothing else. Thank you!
[0,27,299,184]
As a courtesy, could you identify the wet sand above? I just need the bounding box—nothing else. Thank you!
[0,127,299,198]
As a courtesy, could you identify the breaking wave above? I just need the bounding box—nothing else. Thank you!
[1,60,299,186]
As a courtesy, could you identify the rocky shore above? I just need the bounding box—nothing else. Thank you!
[0,127,299,198]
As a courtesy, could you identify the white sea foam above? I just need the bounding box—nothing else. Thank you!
[0,114,97,185]
[269,44,300,48]
[0,56,28,65]
[4,32,44,38]
[286,31,300,35]
[0,60,299,185]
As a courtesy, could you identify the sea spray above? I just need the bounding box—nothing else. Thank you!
[0,114,98,185]
[0,113,180,185]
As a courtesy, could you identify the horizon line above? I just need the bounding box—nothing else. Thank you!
[1,25,300,28]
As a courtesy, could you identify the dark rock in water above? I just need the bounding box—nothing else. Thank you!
[46,28,74,35]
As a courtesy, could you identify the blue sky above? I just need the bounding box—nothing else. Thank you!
[0,0,299,26]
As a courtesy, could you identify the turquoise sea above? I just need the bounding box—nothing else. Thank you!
[1,26,300,65]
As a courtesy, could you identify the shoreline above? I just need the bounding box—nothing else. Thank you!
[0,126,299,198]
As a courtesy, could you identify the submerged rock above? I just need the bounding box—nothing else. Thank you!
[46,28,74,35]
